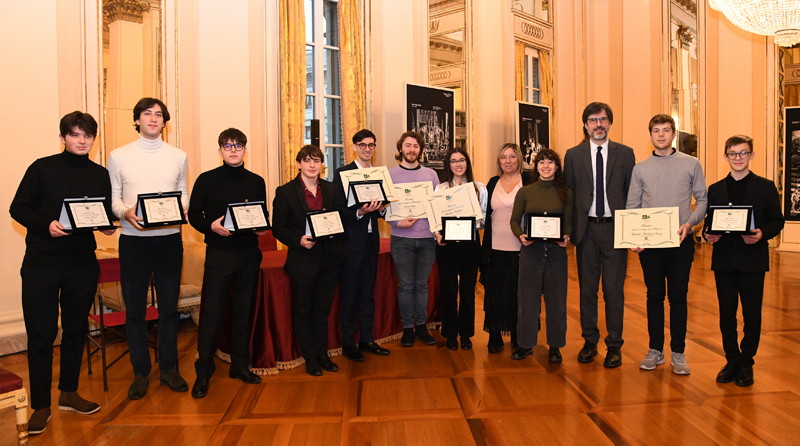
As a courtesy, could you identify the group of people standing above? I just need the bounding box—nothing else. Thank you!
[10,98,783,436]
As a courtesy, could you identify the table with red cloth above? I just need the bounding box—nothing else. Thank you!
[215,238,441,375]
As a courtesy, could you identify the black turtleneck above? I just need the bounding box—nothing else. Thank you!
[188,162,268,250]
[10,150,113,267]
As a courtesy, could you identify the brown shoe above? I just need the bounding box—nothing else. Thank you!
[28,408,52,435]
[58,391,101,414]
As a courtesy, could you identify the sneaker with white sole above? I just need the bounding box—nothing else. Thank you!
[671,352,691,375]
[639,349,665,370]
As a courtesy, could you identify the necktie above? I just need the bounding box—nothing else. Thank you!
[596,147,604,218]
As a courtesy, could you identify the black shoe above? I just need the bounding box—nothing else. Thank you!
[735,364,754,387]
[401,328,415,347]
[343,344,366,362]
[128,375,149,400]
[548,347,562,363]
[415,325,436,345]
[716,363,738,383]
[305,363,323,376]
[604,347,622,368]
[446,337,458,350]
[191,377,209,398]
[461,337,473,350]
[577,342,598,363]
[511,347,533,360]
[359,341,390,356]
[160,370,189,392]
[229,366,262,384]
[487,332,503,353]
[320,356,339,372]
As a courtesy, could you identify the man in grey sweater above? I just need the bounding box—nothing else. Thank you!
[626,114,707,375]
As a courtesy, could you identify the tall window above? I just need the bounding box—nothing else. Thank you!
[523,46,540,104]
[305,0,344,178]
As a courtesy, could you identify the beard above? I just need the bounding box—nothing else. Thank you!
[402,151,419,164]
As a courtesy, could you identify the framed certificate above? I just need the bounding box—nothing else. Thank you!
[385,181,433,221]
[614,207,680,249]
[524,212,561,241]
[223,201,271,233]
[137,191,187,228]
[348,180,390,207]
[305,210,345,241]
[441,216,477,243]
[340,166,397,201]
[707,205,754,235]
[425,182,483,232]
[58,197,115,233]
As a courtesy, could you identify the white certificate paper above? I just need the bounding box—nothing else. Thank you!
[614,207,680,249]
[143,197,181,223]
[68,202,110,228]
[385,182,433,221]
[711,208,749,232]
[425,183,483,232]
[529,215,561,239]
[307,212,344,237]
[232,204,267,229]
[340,166,397,201]
[352,183,386,202]
[444,220,473,241]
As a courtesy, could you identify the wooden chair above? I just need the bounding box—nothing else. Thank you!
[85,258,160,392]
[0,368,29,445]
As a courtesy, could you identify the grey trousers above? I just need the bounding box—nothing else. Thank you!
[517,242,568,349]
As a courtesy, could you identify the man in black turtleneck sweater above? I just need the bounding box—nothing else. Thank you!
[187,128,267,398]
[9,112,116,435]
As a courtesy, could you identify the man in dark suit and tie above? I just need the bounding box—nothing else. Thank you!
[564,102,635,368]
[333,129,391,361]
[704,135,784,387]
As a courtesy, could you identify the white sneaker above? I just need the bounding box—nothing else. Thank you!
[639,349,665,370]
[671,352,691,375]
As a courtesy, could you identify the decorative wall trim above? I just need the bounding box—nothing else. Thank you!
[513,12,553,50]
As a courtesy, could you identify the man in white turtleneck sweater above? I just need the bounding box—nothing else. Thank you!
[107,98,189,400]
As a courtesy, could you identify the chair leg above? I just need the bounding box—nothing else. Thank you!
[86,334,93,376]
[98,310,109,392]
[15,388,29,446]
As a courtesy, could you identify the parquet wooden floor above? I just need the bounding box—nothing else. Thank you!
[2,244,799,445]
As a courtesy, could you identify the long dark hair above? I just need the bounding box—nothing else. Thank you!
[443,147,479,195]
[532,149,569,203]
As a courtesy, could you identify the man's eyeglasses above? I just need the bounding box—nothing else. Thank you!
[221,143,245,152]
[587,117,609,125]
[726,151,752,159]
[357,143,377,150]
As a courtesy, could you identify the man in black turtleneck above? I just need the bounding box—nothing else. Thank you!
[187,128,267,398]
[10,111,116,435]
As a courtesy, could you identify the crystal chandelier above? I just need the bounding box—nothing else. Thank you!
[708,0,800,47]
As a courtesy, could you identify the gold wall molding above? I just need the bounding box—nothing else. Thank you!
[513,12,552,50]
[103,0,150,26]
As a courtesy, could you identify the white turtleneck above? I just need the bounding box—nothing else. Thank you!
[108,135,189,236]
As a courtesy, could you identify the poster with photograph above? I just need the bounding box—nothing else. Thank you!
[515,102,551,171]
[405,83,456,168]
[785,107,800,221]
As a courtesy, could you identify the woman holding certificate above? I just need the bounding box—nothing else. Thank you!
[481,143,534,353]
[509,149,573,362]
[272,145,345,377]
[434,148,487,350]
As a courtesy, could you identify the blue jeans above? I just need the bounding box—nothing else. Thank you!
[390,235,436,328]
[119,234,183,375]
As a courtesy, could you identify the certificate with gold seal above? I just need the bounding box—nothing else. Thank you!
[614,207,680,249]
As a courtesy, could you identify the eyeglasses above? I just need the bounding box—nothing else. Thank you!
[357,143,377,150]
[450,158,467,165]
[726,151,752,159]
[221,143,245,152]
[587,117,609,125]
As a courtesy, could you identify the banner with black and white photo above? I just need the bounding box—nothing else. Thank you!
[515,102,551,171]
[785,107,800,221]
[404,83,455,168]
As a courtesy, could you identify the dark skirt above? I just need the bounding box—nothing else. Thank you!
[482,249,520,336]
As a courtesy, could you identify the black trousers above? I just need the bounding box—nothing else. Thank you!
[638,238,695,353]
[436,241,481,339]
[339,237,378,347]
[290,265,341,367]
[21,259,99,410]
[714,270,765,366]
[195,246,262,379]
[517,242,568,349]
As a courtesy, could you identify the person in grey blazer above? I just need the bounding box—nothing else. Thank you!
[563,102,635,368]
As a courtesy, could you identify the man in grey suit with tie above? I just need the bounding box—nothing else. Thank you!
[564,102,635,368]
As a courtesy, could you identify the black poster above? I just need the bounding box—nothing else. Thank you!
[405,83,455,168]
[516,102,551,171]
[785,107,800,220]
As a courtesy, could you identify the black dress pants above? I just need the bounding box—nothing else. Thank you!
[436,241,481,340]
[339,237,378,347]
[290,265,341,367]
[714,270,765,366]
[195,246,262,379]
[21,259,99,410]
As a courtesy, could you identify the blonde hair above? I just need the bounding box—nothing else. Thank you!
[495,143,524,175]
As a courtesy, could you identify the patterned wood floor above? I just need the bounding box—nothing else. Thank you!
[2,244,799,445]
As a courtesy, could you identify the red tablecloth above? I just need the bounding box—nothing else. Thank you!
[215,238,441,374]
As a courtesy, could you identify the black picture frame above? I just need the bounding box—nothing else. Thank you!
[440,216,477,243]
[524,212,562,241]
[348,180,390,207]
[223,201,271,233]
[784,106,800,221]
[515,102,551,171]
[136,191,187,228]
[404,82,456,169]
[305,209,346,241]
[706,205,755,235]
[59,197,116,233]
